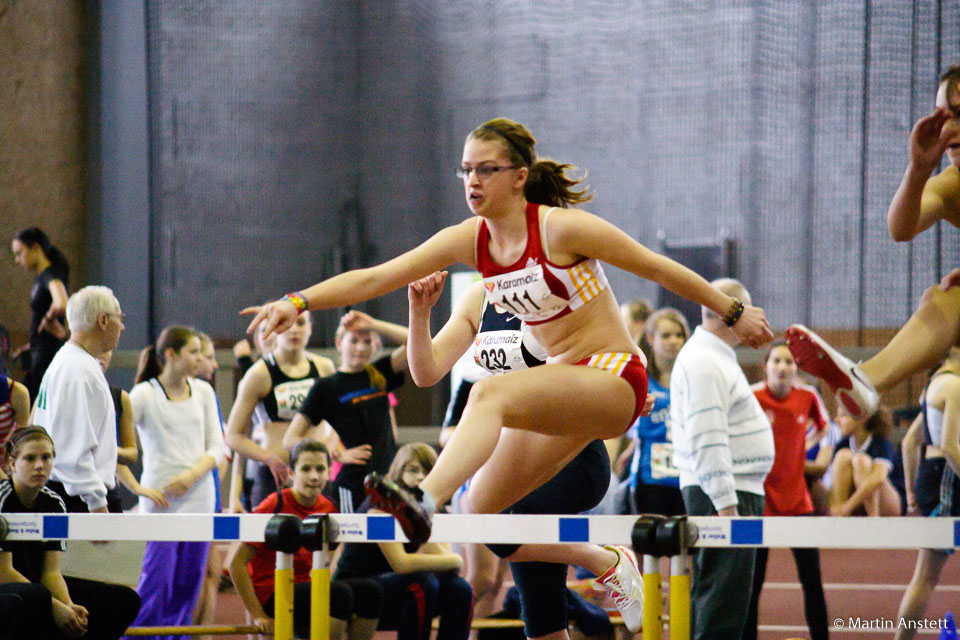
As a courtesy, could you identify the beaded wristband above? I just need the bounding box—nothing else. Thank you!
[722,297,745,327]
[282,292,308,314]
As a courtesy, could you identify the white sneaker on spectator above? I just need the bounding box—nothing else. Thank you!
[785,324,879,419]
[594,544,643,632]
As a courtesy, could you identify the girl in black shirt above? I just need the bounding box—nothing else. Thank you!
[11,228,69,399]
[0,426,140,639]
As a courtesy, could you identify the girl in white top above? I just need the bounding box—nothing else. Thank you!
[130,327,225,514]
[127,326,226,633]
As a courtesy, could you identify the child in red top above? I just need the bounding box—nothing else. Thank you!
[227,439,382,639]
[744,340,829,640]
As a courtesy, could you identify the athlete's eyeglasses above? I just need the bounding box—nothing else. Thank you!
[456,165,518,180]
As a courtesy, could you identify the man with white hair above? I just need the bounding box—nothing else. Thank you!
[32,285,125,513]
[670,278,774,640]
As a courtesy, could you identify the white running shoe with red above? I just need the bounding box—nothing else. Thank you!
[593,545,643,632]
[785,324,879,419]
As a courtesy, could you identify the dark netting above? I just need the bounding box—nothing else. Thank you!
[861,2,917,329]
[145,0,960,342]
[436,1,958,333]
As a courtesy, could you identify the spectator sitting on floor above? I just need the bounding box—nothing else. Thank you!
[0,426,140,640]
[829,405,902,517]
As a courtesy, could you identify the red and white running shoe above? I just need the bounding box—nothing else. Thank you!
[593,545,643,632]
[785,324,878,419]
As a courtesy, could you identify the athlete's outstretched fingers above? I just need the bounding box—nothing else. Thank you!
[242,305,266,334]
[256,299,298,339]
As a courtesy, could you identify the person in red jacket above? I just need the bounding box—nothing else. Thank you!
[227,439,382,639]
[744,339,829,640]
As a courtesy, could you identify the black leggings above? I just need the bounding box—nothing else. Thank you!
[744,547,828,640]
[374,571,473,640]
[0,582,51,640]
[12,576,140,640]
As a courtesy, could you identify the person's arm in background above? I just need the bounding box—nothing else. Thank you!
[228,453,248,513]
[373,507,463,574]
[116,464,168,508]
[224,363,290,488]
[116,390,138,465]
[226,542,274,634]
[615,437,637,477]
[40,550,89,638]
[803,389,832,478]
[805,439,835,479]
[901,413,924,514]
[0,379,30,481]
[340,310,410,373]
[233,339,255,376]
[9,379,29,429]
[39,278,69,337]
[284,413,371,467]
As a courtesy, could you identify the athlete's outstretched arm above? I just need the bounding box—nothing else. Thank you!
[546,207,772,347]
[243,219,477,339]
[887,107,958,241]
[406,272,481,387]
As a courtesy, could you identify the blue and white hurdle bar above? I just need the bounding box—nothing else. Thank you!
[5,513,959,640]
[4,513,957,548]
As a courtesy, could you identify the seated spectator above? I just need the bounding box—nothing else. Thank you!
[0,426,140,639]
[227,439,382,639]
[334,443,473,640]
[829,405,902,516]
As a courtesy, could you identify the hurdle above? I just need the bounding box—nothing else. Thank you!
[4,513,960,640]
